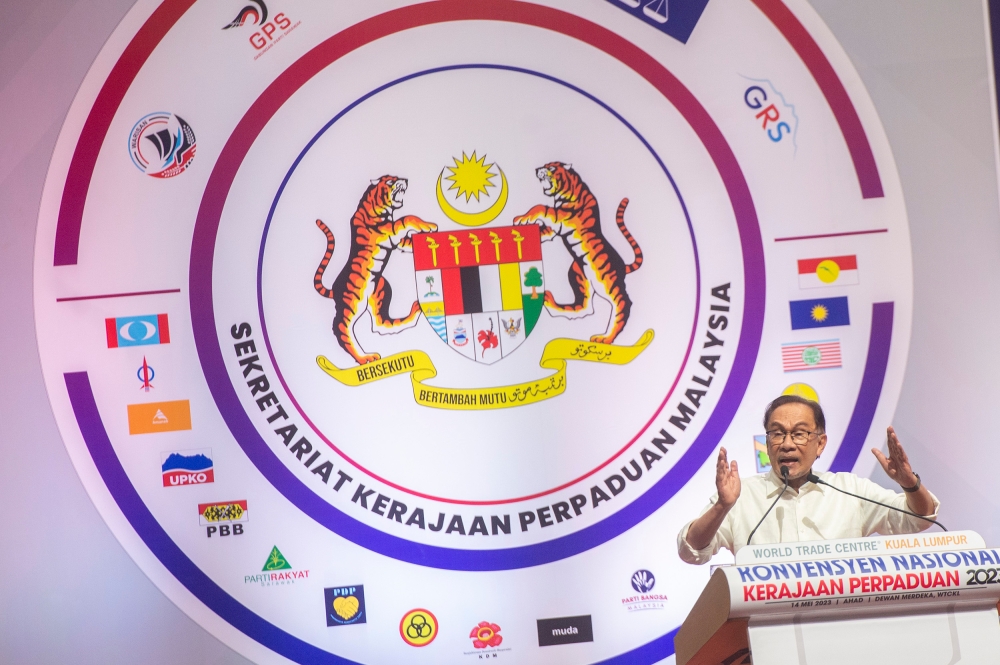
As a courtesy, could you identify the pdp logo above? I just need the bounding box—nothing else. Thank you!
[324,585,365,626]
[128,112,196,178]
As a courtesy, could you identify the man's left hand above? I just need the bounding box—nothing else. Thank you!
[871,426,918,488]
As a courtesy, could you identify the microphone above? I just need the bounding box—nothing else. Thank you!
[747,465,790,545]
[805,473,947,531]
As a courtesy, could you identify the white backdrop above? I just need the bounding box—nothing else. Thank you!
[1,1,998,663]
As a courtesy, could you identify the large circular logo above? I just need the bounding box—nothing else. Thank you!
[34,1,911,663]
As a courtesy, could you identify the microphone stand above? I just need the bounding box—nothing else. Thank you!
[747,465,790,545]
[806,473,947,531]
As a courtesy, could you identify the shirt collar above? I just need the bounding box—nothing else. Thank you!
[765,468,825,497]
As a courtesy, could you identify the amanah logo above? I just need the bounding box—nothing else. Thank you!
[245,546,308,586]
[313,156,653,410]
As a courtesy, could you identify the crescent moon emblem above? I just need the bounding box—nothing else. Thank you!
[436,168,508,227]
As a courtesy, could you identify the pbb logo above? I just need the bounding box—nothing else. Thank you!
[198,500,248,537]
[742,78,798,150]
[162,449,214,487]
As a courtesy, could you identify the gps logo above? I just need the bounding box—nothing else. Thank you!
[249,12,292,50]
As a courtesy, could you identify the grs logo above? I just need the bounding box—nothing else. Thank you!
[742,77,799,152]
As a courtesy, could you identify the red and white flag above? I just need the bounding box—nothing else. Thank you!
[782,340,842,372]
[798,255,859,288]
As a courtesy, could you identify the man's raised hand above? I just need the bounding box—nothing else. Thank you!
[872,426,919,488]
[716,447,741,508]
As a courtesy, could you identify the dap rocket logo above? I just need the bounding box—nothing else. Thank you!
[128,113,196,178]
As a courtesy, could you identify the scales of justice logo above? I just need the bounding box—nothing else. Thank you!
[312,152,654,410]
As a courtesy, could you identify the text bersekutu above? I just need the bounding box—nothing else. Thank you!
[737,549,1000,601]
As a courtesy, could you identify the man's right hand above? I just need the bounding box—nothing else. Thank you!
[716,447,741,508]
[683,447,741,552]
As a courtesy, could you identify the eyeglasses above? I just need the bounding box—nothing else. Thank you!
[765,430,819,446]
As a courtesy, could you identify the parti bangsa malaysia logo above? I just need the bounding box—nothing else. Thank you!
[313,153,654,410]
[128,113,195,178]
[244,546,309,586]
[621,569,667,611]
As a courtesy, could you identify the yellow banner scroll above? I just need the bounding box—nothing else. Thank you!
[316,329,654,410]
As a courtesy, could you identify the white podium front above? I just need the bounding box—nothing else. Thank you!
[675,531,1000,665]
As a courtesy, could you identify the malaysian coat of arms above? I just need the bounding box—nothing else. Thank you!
[313,153,653,409]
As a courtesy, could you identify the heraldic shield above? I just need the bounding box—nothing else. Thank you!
[412,225,544,364]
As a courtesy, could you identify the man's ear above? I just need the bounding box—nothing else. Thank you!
[816,432,828,457]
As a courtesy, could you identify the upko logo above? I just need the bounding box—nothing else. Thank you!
[400,609,438,647]
[536,615,594,647]
[741,77,798,152]
[244,546,308,586]
[161,448,214,487]
[198,500,248,538]
[622,569,667,611]
[324,585,366,626]
[128,113,195,178]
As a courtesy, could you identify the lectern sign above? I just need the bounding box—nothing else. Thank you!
[34,0,913,663]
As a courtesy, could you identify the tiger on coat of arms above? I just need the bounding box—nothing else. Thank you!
[313,175,437,364]
[513,162,643,344]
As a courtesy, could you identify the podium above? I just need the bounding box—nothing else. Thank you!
[675,531,1000,665]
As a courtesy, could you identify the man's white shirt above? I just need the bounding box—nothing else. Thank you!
[677,470,941,565]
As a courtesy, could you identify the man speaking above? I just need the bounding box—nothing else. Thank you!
[677,395,940,564]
